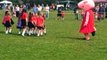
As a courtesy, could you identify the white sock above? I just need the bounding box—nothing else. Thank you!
[30,30,33,34]
[9,29,12,33]
[29,31,31,35]
[37,31,40,36]
[5,30,8,34]
[40,32,43,35]
[22,30,26,36]
[37,33,40,36]
[18,31,21,34]
[44,30,46,34]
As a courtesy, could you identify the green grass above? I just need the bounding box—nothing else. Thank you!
[0,10,107,60]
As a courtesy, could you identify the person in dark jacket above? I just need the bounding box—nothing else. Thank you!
[98,4,105,21]
[73,6,79,20]
[105,5,107,18]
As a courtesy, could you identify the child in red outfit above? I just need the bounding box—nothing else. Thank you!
[20,9,28,36]
[2,11,13,34]
[37,12,45,36]
[28,12,35,35]
[28,12,38,35]
[61,11,65,20]
[41,12,46,35]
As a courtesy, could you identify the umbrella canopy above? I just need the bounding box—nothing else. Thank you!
[0,1,12,4]
[94,0,107,2]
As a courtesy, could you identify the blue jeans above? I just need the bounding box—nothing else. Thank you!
[46,11,49,19]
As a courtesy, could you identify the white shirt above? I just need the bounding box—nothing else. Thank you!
[15,6,20,11]
[38,6,42,11]
[45,6,50,12]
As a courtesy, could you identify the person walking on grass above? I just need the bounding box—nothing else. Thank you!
[74,6,79,20]
[20,9,28,36]
[57,6,63,20]
[105,4,107,18]
[2,11,13,34]
[44,4,50,19]
[78,0,96,40]
[37,12,45,37]
[28,12,37,35]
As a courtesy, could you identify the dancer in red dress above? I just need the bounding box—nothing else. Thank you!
[78,0,96,40]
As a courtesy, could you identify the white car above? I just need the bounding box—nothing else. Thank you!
[56,4,64,10]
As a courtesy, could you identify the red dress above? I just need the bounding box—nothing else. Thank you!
[80,9,95,34]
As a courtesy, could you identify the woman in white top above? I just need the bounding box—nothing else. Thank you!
[15,5,20,17]
[37,4,42,12]
[45,4,50,19]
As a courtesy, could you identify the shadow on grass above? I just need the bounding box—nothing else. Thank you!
[0,31,4,34]
[58,36,85,41]
[98,47,107,53]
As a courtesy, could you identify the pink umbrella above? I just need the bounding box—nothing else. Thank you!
[94,0,107,2]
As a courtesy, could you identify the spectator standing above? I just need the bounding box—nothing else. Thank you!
[32,4,38,14]
[74,6,79,20]
[37,4,42,13]
[105,4,107,18]
[15,5,20,17]
[98,4,105,21]
[45,4,50,19]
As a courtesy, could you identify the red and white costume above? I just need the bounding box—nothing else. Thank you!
[78,0,96,34]
[80,9,95,34]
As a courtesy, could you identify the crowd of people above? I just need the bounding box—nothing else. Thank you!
[2,4,49,37]
[94,3,107,21]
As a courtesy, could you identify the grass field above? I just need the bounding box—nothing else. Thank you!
[0,10,107,60]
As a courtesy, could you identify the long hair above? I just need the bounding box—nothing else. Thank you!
[4,11,10,16]
[21,9,27,17]
[28,12,32,21]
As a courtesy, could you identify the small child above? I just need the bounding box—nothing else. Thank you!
[16,13,22,34]
[20,9,28,36]
[61,11,65,20]
[33,13,38,35]
[57,7,62,20]
[2,11,13,34]
[74,6,79,20]
[41,12,46,35]
[28,12,36,35]
[36,12,45,36]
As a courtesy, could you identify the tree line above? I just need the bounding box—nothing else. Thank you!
[10,0,81,5]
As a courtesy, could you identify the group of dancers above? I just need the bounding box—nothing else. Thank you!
[2,9,46,37]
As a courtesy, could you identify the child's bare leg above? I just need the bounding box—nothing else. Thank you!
[43,28,46,35]
[40,30,43,36]
[37,29,40,37]
[34,27,37,35]
[8,27,12,33]
[5,27,9,34]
